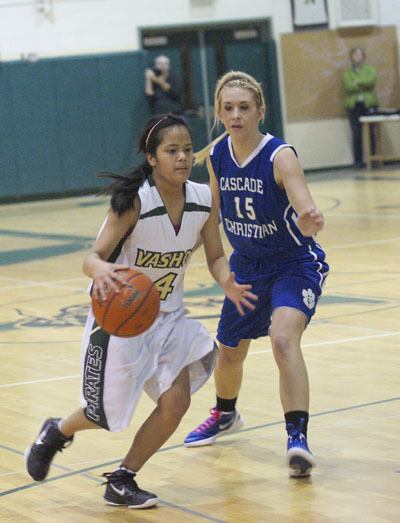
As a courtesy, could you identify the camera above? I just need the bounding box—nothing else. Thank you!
[152,67,162,76]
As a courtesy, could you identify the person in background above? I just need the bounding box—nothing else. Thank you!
[343,47,378,168]
[145,55,184,115]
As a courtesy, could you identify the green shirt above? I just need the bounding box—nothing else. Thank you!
[342,63,378,110]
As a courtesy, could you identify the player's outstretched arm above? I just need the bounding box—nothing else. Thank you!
[274,147,324,237]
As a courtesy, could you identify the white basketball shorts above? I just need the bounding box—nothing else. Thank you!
[80,307,216,432]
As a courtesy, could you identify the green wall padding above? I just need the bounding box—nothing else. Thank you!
[0,65,19,197]
[0,39,282,200]
[0,51,150,200]
[224,39,283,139]
[11,61,64,195]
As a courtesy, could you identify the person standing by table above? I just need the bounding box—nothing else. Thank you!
[343,48,378,168]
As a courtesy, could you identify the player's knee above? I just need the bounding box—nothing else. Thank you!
[218,347,246,367]
[160,391,191,422]
[175,393,191,418]
[271,334,294,363]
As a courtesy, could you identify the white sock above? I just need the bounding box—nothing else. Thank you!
[57,420,66,436]
[57,420,72,438]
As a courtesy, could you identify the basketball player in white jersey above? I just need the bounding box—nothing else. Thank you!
[184,72,329,478]
[25,114,257,509]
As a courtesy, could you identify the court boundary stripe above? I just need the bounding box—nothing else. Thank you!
[157,500,227,523]
[0,445,108,484]
[247,330,400,356]
[0,444,227,523]
[1,396,399,499]
[238,396,400,434]
[1,330,399,388]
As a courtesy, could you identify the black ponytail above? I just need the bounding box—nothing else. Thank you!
[98,162,152,216]
[97,113,191,216]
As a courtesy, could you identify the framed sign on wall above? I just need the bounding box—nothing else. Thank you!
[291,0,329,31]
[335,0,379,28]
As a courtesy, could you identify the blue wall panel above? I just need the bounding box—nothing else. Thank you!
[0,51,149,200]
[54,57,106,191]
[0,65,19,197]
[225,40,283,138]
[98,51,149,173]
[9,61,62,196]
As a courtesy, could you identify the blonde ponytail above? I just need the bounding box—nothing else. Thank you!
[194,131,228,165]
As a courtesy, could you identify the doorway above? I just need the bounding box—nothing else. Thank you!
[141,20,283,176]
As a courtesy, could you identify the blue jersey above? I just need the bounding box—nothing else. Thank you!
[211,134,318,259]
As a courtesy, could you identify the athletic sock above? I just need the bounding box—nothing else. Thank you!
[57,420,71,439]
[284,411,309,437]
[119,465,137,475]
[216,396,237,414]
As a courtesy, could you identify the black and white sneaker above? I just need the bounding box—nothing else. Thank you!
[25,417,73,481]
[103,468,159,509]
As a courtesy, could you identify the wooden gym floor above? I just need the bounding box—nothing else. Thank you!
[0,167,399,522]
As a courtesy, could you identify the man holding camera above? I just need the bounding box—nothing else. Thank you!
[144,55,184,115]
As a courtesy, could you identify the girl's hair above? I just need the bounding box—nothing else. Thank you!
[195,71,266,165]
[98,113,191,215]
[350,47,366,60]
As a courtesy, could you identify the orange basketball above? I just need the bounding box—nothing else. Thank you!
[92,269,160,337]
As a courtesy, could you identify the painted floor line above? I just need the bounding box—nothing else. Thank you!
[1,396,398,499]
[247,330,400,355]
[317,320,393,334]
[331,212,400,219]
[0,374,81,388]
[327,291,399,303]
[329,235,400,250]
[0,283,84,292]
[158,499,227,523]
[2,330,399,388]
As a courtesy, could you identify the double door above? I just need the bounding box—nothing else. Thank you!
[142,21,283,176]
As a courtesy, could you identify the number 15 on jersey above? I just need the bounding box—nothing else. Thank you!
[234,197,256,220]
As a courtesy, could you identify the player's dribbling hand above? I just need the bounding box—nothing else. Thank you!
[223,272,258,316]
[296,207,324,237]
[91,262,130,302]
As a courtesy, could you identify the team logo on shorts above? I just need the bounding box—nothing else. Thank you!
[302,288,315,310]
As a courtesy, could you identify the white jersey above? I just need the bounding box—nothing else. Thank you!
[110,176,211,312]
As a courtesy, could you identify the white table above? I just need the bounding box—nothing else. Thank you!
[359,114,400,170]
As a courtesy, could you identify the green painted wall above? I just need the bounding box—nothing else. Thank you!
[0,40,283,201]
[0,51,150,201]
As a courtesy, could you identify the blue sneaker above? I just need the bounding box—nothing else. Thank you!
[286,419,316,478]
[184,408,244,447]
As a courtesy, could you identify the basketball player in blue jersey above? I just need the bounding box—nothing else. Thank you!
[25,114,257,509]
[184,71,329,478]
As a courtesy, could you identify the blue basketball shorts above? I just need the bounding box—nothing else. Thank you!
[217,246,329,348]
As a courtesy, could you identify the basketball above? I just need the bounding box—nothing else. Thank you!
[92,269,160,337]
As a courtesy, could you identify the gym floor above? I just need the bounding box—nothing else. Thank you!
[1,167,399,522]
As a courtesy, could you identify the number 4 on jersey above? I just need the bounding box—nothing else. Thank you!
[234,196,256,220]
[154,272,177,300]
